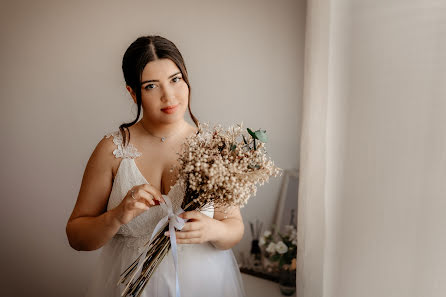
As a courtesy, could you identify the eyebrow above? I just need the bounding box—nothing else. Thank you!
[141,71,181,84]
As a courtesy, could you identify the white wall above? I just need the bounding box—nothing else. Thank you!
[0,0,305,296]
[299,0,446,296]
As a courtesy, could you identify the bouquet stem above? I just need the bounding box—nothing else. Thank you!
[118,196,199,297]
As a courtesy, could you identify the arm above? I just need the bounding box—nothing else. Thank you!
[66,210,123,251]
[209,205,244,250]
[66,135,163,251]
[65,136,122,251]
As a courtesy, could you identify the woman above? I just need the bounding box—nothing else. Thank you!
[66,35,246,297]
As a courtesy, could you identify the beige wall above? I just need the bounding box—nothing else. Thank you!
[0,0,305,296]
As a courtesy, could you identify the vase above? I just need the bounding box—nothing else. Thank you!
[278,268,296,296]
[250,240,262,269]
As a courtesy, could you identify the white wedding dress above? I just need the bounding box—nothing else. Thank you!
[84,130,246,297]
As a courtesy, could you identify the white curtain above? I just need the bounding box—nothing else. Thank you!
[298,1,446,297]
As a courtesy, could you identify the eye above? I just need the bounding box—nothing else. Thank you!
[172,76,182,83]
[144,83,156,90]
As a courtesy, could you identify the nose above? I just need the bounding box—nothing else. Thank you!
[160,84,175,102]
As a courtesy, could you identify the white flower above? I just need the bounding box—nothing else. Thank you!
[263,230,272,237]
[292,239,297,245]
[259,237,266,246]
[266,242,276,254]
[284,225,294,234]
[275,241,288,254]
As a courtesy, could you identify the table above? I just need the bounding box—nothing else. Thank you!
[241,273,296,297]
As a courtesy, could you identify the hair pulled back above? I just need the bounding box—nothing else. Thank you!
[119,35,199,146]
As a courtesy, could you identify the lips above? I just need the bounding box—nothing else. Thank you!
[161,104,178,114]
[161,104,177,110]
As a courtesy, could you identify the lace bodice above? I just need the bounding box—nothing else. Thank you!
[104,130,190,252]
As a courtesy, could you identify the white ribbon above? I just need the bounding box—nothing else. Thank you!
[125,194,187,297]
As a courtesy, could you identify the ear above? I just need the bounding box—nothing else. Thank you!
[126,85,137,104]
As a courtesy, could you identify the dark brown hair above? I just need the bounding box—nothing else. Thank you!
[119,35,199,146]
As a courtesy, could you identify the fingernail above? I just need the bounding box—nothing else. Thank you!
[164,232,169,236]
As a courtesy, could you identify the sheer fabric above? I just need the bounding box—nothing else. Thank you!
[84,130,246,297]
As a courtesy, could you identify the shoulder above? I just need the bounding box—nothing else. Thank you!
[100,129,136,178]
[186,123,199,137]
[102,130,123,155]
[79,132,120,184]
[102,130,120,148]
[103,128,142,159]
[104,130,124,147]
[92,130,125,163]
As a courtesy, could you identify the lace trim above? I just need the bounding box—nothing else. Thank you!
[105,130,142,159]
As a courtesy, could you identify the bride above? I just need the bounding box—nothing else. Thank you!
[65,35,246,297]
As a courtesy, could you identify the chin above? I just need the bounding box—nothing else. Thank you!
[161,111,186,122]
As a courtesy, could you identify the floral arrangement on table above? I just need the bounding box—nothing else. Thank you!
[118,121,283,297]
[259,224,297,272]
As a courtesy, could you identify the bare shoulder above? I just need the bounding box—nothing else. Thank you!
[67,132,121,222]
[186,123,199,137]
[100,131,124,174]
[98,131,118,155]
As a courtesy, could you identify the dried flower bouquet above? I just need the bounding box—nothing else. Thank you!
[118,122,282,297]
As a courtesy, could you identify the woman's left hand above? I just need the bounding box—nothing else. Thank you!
[164,210,218,244]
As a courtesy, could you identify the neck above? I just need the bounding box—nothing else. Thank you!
[139,118,187,138]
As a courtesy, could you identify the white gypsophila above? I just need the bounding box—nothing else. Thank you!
[266,242,276,254]
[292,239,297,245]
[275,241,288,254]
[263,230,272,237]
[177,121,282,209]
[259,237,266,246]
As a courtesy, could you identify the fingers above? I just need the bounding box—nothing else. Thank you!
[134,201,150,210]
[141,184,165,203]
[178,211,202,221]
[178,221,201,232]
[176,238,202,244]
[164,220,205,244]
[164,230,203,244]
[129,185,163,207]
[129,189,155,206]
[166,230,201,239]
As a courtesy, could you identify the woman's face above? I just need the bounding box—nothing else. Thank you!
[129,58,189,125]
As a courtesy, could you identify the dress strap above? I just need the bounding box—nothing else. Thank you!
[104,130,142,159]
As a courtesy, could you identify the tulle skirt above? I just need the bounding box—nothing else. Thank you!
[85,235,246,297]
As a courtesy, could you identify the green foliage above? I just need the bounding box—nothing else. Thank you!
[242,134,248,145]
[247,128,268,142]
[245,127,269,151]
[247,128,256,139]
[271,253,281,262]
[254,129,268,143]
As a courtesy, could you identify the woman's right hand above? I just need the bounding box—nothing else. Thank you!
[111,184,165,225]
